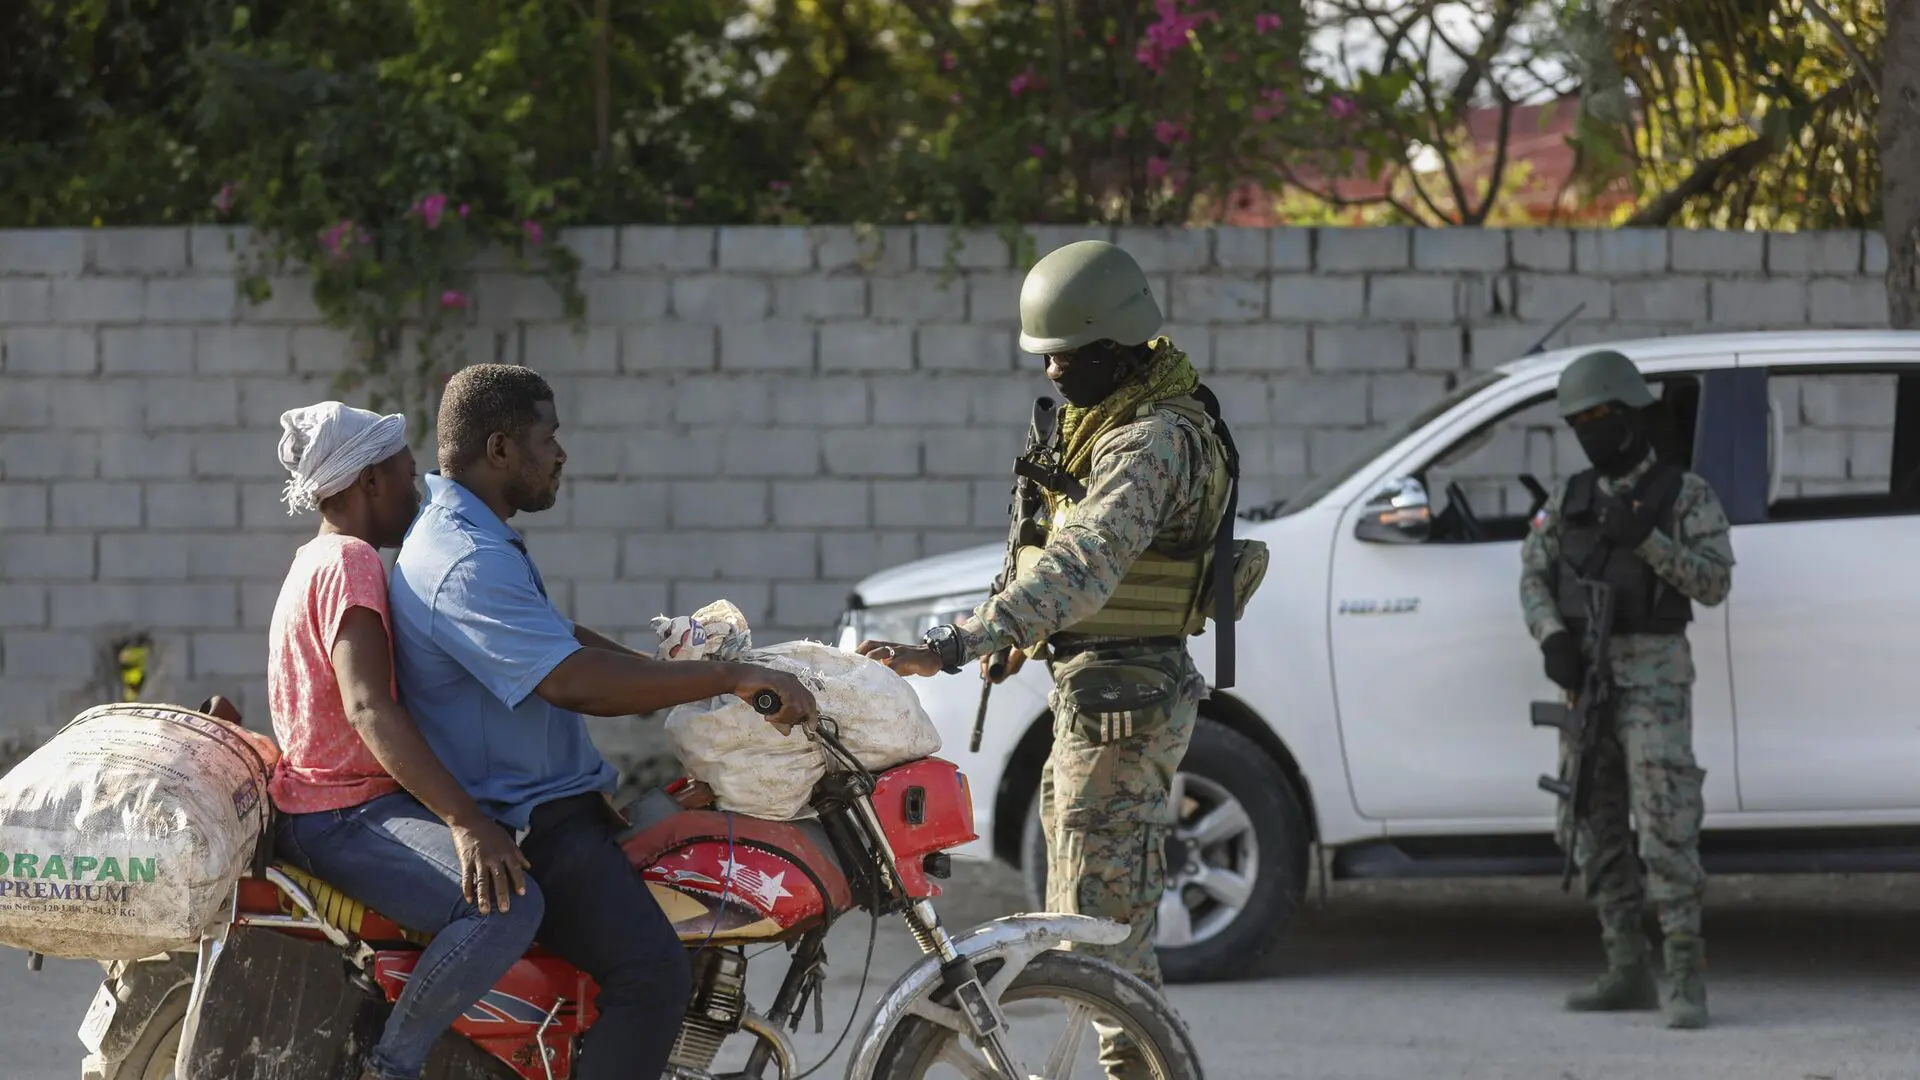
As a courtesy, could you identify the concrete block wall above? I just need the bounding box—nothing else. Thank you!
[0,224,1896,753]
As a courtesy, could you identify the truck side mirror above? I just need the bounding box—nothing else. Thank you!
[1355,476,1432,544]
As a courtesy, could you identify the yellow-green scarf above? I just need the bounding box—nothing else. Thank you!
[1055,337,1198,482]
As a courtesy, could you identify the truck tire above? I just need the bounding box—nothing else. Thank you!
[99,984,188,1080]
[1020,715,1309,983]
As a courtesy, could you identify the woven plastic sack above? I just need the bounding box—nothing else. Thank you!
[0,703,280,961]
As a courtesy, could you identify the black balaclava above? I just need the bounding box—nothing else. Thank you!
[1049,340,1150,408]
[1572,405,1650,477]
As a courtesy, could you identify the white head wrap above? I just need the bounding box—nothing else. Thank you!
[277,401,409,515]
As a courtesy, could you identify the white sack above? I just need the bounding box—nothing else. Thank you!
[656,607,943,820]
[0,703,280,961]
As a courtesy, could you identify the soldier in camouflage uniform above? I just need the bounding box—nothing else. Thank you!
[1520,349,1735,1030]
[860,240,1257,1079]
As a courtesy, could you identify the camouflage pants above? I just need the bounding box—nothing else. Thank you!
[1040,642,1198,1080]
[1554,680,1707,939]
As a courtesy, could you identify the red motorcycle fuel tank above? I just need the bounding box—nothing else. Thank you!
[869,758,977,899]
[622,811,856,943]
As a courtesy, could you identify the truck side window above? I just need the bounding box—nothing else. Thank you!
[1764,366,1920,522]
[1418,374,1704,544]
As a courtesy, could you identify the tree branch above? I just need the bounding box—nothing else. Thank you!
[1467,90,1517,225]
[1804,0,1881,96]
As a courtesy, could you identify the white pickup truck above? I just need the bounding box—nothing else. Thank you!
[834,330,1920,983]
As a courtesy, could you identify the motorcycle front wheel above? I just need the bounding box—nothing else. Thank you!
[869,950,1203,1080]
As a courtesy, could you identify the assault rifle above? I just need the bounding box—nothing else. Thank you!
[1529,577,1617,892]
[971,396,1081,752]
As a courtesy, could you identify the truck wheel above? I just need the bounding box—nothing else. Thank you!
[108,985,188,1080]
[1020,715,1309,983]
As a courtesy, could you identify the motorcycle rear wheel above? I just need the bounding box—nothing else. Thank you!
[869,950,1203,1080]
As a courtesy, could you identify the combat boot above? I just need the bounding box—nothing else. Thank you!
[1662,933,1708,1029]
[1564,929,1658,1012]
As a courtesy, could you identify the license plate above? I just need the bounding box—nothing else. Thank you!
[78,982,117,1055]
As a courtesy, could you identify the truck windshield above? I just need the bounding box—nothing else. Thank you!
[1243,368,1508,520]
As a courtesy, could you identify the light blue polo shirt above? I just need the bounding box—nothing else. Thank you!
[388,473,617,830]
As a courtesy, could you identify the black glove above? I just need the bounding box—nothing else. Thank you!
[1593,493,1655,548]
[1541,630,1584,692]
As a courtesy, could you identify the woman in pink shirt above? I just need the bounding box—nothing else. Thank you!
[266,402,541,1080]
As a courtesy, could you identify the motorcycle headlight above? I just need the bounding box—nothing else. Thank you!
[837,593,987,651]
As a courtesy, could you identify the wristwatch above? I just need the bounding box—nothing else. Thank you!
[922,624,965,674]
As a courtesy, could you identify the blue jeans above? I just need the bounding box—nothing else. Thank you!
[277,792,545,1080]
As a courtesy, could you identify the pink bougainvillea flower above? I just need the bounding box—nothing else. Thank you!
[1135,0,1217,73]
[1329,94,1359,120]
[1029,143,1047,159]
[1009,66,1038,97]
[319,219,361,261]
[942,51,957,71]
[440,289,469,310]
[1153,119,1189,146]
[950,92,963,104]
[523,219,544,246]
[458,203,470,219]
[769,179,791,192]
[1255,12,1281,33]
[412,193,448,229]
[213,182,237,214]
[1146,157,1170,180]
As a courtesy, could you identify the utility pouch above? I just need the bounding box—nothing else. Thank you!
[1050,649,1182,746]
[1197,538,1270,626]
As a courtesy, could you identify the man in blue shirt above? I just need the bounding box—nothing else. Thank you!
[389,364,817,1080]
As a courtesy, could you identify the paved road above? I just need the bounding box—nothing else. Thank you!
[6,865,1920,1079]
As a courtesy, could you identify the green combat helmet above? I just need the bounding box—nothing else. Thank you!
[1017,240,1163,354]
[1556,348,1655,417]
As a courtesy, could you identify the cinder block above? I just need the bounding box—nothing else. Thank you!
[1710,280,1809,326]
[191,632,266,678]
[0,433,98,479]
[3,633,98,678]
[1799,374,1896,427]
[1271,375,1368,426]
[925,430,1016,477]
[52,482,142,530]
[1510,229,1573,271]
[773,583,854,634]
[770,376,871,427]
[0,230,87,274]
[520,531,619,580]
[1202,375,1270,430]
[670,580,770,627]
[50,585,136,628]
[1270,229,1312,271]
[554,429,623,478]
[1851,429,1894,478]
[1866,232,1890,275]
[188,432,278,479]
[1112,228,1211,272]
[145,277,238,322]
[719,227,813,272]
[477,274,566,322]
[1614,278,1710,324]
[0,280,53,322]
[1317,227,1410,271]
[1312,327,1411,372]
[189,226,257,272]
[1470,322,1565,368]
[1020,226,1115,265]
[715,532,818,580]
[1670,230,1765,273]
[670,481,768,527]
[573,376,674,429]
[624,432,725,477]
[966,273,1023,324]
[145,482,240,530]
[874,481,972,528]
[874,274,967,323]
[557,227,617,272]
[53,279,144,325]
[619,226,714,271]
[1269,429,1310,474]
[583,275,671,322]
[145,378,241,428]
[1270,275,1364,321]
[1214,325,1309,372]
[721,430,824,477]
[913,226,1009,271]
[0,485,49,531]
[1367,275,1460,321]
[0,377,50,428]
[569,581,671,629]
[240,482,310,531]
[47,377,139,429]
[102,327,193,373]
[0,585,48,629]
[673,275,771,322]
[819,325,913,372]
[870,376,966,426]
[921,529,999,557]
[237,376,335,428]
[1414,230,1508,271]
[93,228,188,274]
[823,430,921,476]
[969,379,1037,427]
[1781,428,1848,479]
[569,481,669,529]
[1414,326,1467,370]
[775,277,867,320]
[721,321,818,371]
[671,376,772,426]
[1370,373,1455,423]
[774,481,870,528]
[1809,279,1890,327]
[241,581,280,629]
[2,533,94,579]
[291,327,354,375]
[1308,427,1387,474]
[4,328,96,374]
[822,531,920,579]
[100,534,191,579]
[919,325,1013,372]
[187,534,303,581]
[1172,275,1264,322]
[525,325,618,373]
[1575,229,1668,274]
[815,226,914,274]
[1162,325,1210,370]
[622,323,716,372]
[1515,275,1612,322]
[239,277,324,322]
[1768,231,1863,275]
[1214,228,1269,270]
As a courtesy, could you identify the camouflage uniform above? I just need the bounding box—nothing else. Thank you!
[957,384,1219,1077]
[1520,448,1734,1023]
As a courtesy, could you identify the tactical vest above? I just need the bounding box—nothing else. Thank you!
[1552,462,1692,635]
[1014,394,1240,640]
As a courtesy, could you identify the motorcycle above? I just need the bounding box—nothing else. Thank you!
[77,692,1203,1080]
